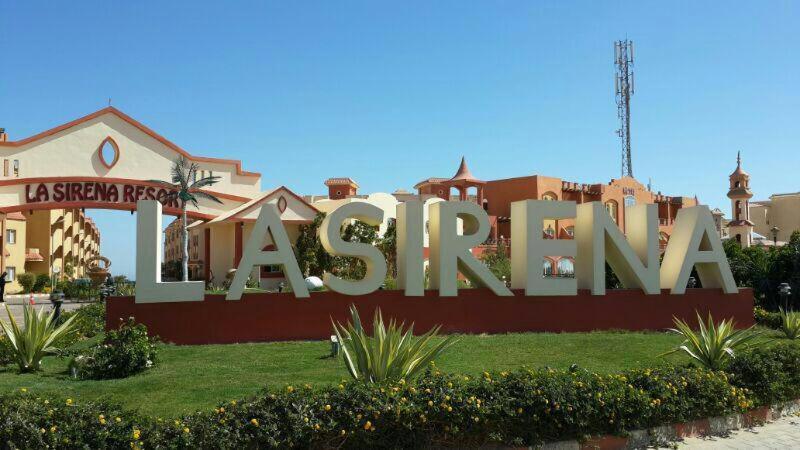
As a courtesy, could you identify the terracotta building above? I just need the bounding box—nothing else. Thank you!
[415,157,697,275]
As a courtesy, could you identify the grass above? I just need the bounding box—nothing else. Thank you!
[0,331,689,417]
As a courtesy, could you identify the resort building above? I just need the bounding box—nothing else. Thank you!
[0,207,101,293]
[1,107,704,291]
[750,192,800,246]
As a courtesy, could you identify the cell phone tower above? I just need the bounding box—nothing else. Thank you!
[615,40,635,178]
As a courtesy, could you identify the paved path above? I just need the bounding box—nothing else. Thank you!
[0,300,85,324]
[676,413,800,449]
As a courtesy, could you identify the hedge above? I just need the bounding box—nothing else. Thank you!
[0,344,797,449]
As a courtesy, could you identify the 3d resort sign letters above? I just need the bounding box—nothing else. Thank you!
[133,199,738,304]
[25,182,180,208]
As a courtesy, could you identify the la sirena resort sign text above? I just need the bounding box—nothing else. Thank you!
[132,198,739,304]
[25,182,180,208]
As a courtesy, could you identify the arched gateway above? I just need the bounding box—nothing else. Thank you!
[0,107,318,290]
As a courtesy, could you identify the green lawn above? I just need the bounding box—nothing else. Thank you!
[0,331,688,417]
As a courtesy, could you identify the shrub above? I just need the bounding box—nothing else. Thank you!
[0,365,750,449]
[15,273,35,293]
[662,313,761,370]
[58,278,98,300]
[32,273,51,293]
[0,334,13,366]
[778,308,800,339]
[727,342,800,406]
[754,307,782,329]
[332,305,459,383]
[57,301,106,340]
[70,317,158,380]
[0,304,78,372]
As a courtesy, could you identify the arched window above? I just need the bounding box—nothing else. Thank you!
[734,181,741,188]
[605,200,619,224]
[542,192,558,201]
[557,258,574,277]
[542,259,554,277]
[735,200,741,220]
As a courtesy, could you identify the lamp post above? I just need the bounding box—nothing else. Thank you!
[771,226,780,247]
[778,283,792,311]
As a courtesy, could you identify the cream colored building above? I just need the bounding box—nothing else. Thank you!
[0,208,100,293]
[751,193,800,244]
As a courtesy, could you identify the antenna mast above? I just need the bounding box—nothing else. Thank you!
[614,40,635,178]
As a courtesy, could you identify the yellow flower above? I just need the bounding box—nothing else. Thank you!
[340,429,347,436]
[183,427,190,434]
[116,417,122,423]
[447,406,453,412]
[445,395,450,401]
[132,429,141,440]
[303,417,309,423]
[100,418,107,425]
[314,424,320,430]
[20,388,27,393]
[517,407,524,414]
[230,400,237,406]
[66,398,73,406]
[251,418,259,426]
[364,421,372,430]
[428,401,434,407]
[219,407,225,413]
[50,426,57,433]
[287,386,295,393]
[324,404,331,412]
[43,399,49,405]
[40,428,46,434]
[338,384,345,390]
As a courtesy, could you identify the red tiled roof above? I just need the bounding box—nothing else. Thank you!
[25,250,45,262]
[324,177,359,188]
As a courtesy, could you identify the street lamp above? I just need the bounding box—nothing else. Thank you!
[778,283,792,311]
[771,226,780,246]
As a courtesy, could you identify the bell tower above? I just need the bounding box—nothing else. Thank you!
[726,151,754,247]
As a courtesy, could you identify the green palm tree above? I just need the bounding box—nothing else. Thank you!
[149,157,222,281]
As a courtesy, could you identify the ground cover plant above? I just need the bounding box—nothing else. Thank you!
[0,330,688,417]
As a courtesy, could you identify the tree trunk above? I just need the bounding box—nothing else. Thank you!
[182,203,189,282]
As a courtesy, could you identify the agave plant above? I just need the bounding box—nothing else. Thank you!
[779,308,800,340]
[661,313,761,371]
[332,305,459,383]
[0,304,78,372]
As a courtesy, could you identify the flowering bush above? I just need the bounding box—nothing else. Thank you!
[0,364,755,449]
[727,342,800,406]
[69,317,158,380]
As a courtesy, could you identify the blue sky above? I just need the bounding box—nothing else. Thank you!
[1,1,798,278]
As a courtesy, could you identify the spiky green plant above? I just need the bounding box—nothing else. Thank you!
[332,305,459,383]
[0,304,78,372]
[779,308,800,339]
[661,313,761,371]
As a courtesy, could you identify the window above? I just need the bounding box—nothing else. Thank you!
[542,259,554,277]
[12,160,19,177]
[542,192,557,201]
[6,229,16,244]
[624,195,636,208]
[557,258,575,277]
[565,226,574,237]
[209,170,213,179]
[6,266,15,281]
[605,200,618,223]
[3,159,7,177]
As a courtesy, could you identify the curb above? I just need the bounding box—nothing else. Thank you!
[535,398,800,450]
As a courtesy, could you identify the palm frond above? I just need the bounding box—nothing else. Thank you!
[191,190,224,205]
[190,175,222,190]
